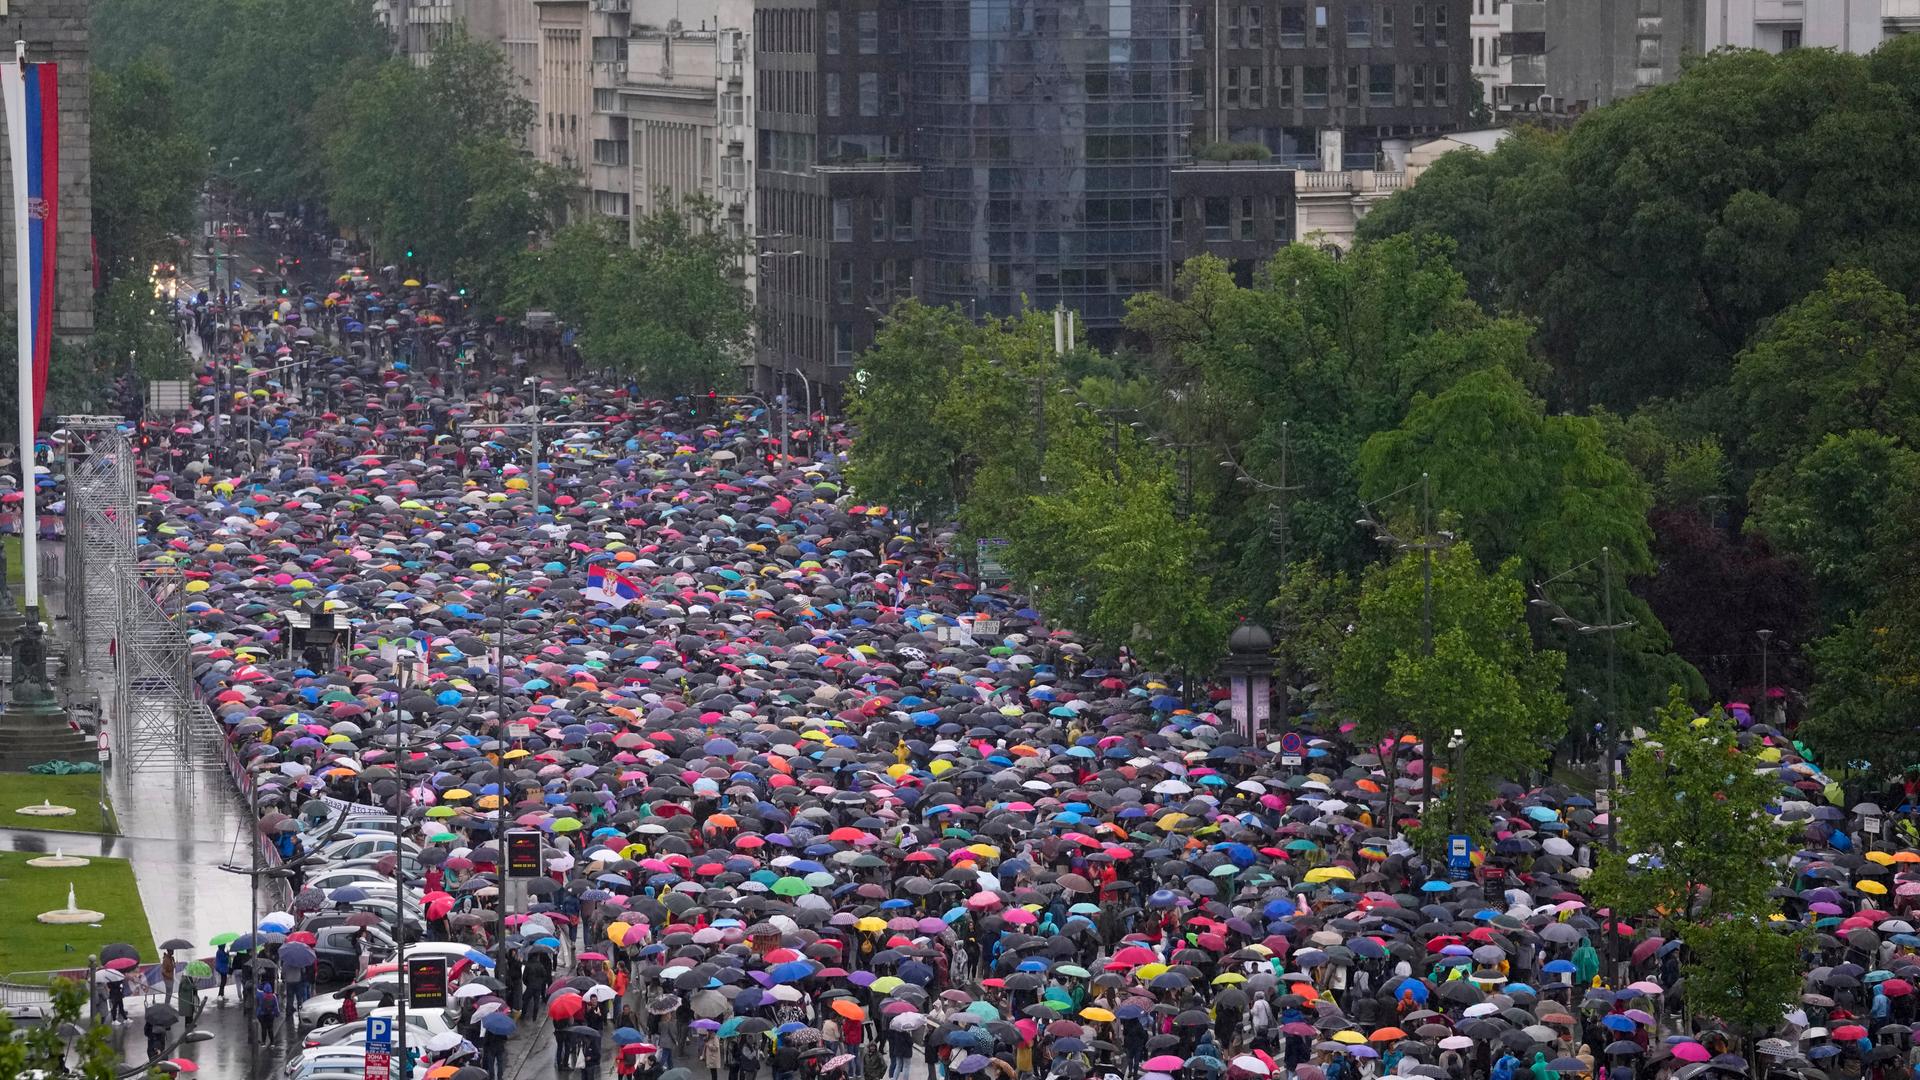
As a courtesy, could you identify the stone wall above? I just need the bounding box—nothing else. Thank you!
[0,0,94,342]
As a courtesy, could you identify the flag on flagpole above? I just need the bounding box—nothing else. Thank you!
[1,51,55,611]
[584,563,642,608]
[2,56,56,431]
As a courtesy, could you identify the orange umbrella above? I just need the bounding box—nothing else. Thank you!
[1369,1027,1407,1042]
[705,813,738,830]
[832,999,867,1021]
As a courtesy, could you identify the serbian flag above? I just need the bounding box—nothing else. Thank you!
[585,563,642,608]
[2,58,56,430]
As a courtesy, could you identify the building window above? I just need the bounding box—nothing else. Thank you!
[1346,5,1371,46]
[1170,196,1183,239]
[593,88,619,112]
[1238,196,1255,239]
[1279,6,1305,45]
[871,197,889,240]
[720,153,746,190]
[1278,65,1295,105]
[592,138,629,166]
[825,73,841,116]
[1780,25,1802,50]
[1378,4,1394,43]
[593,190,630,217]
[1303,65,1328,106]
[1476,37,1484,66]
[895,196,914,240]
[832,199,852,241]
[1204,196,1230,241]
[721,92,744,126]
[1313,5,1328,45]
[1246,6,1263,46]
[888,73,906,115]
[1225,67,1240,107]
[858,72,879,116]
[1226,4,1241,46]
[871,261,888,300]
[1433,6,1448,45]
[1433,62,1448,104]
[1369,63,1395,104]
[858,11,878,53]
[1345,64,1360,105]
[1412,4,1425,45]
[836,260,853,304]
[834,322,853,365]
[1248,66,1264,106]
[886,11,904,52]
[1412,63,1426,103]
[825,11,840,53]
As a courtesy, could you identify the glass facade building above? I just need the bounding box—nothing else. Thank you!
[911,0,1191,324]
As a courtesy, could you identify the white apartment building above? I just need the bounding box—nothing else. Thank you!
[1470,0,1502,111]
[1703,0,1883,51]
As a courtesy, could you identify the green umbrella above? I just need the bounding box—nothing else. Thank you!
[551,817,583,833]
[209,933,239,947]
[184,961,213,978]
[771,877,811,897]
[1055,965,1091,979]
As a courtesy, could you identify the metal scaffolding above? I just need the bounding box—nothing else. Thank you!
[61,419,134,681]
[58,417,211,771]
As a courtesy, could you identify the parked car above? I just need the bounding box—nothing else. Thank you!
[303,924,397,984]
[303,1005,451,1049]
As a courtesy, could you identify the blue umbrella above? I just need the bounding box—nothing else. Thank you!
[482,1012,518,1036]
[615,1026,647,1045]
[278,943,316,969]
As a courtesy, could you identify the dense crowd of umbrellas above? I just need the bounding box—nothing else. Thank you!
[80,285,1920,1080]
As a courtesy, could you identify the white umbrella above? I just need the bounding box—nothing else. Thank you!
[425,1029,465,1052]
[584,984,616,1003]
[889,1013,929,1032]
[454,983,493,999]
[1230,1056,1272,1076]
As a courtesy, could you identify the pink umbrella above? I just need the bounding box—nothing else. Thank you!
[1671,1043,1710,1064]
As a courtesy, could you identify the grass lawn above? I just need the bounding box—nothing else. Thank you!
[0,850,155,981]
[0,773,109,834]
[3,534,20,611]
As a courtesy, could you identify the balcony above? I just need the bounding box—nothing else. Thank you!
[1504,0,1544,34]
[1509,54,1547,87]
[1889,0,1920,32]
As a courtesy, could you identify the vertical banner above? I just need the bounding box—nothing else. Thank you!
[2,48,57,608]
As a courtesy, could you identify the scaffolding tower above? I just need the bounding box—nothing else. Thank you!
[61,419,133,681]
[59,417,209,771]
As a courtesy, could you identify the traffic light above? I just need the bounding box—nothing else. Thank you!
[404,249,415,259]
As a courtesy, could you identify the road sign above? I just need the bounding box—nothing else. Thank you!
[364,1015,393,1080]
[506,828,543,879]
[408,956,448,1009]
[1278,731,1304,766]
[1447,834,1474,881]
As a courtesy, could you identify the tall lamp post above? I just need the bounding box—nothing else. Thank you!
[1222,621,1275,744]
[1531,548,1635,984]
[1355,472,1451,828]
[1221,421,1305,722]
[1756,628,1774,724]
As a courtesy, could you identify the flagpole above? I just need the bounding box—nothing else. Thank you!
[7,40,38,611]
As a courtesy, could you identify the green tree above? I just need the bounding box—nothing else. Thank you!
[1357,367,1654,582]
[1361,40,1920,409]
[1747,430,1920,623]
[1334,540,1568,847]
[1267,559,1359,711]
[324,35,571,299]
[1682,920,1806,1066]
[846,303,1067,526]
[1589,693,1796,925]
[508,205,752,395]
[1122,240,1540,607]
[91,61,205,274]
[1733,268,1920,470]
[0,978,119,1079]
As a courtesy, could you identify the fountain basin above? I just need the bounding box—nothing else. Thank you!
[17,800,74,817]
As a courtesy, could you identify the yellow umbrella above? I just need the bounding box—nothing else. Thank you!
[1304,866,1356,884]
[1866,850,1896,866]
[1135,963,1170,981]
[1858,879,1888,895]
[1081,1007,1116,1022]
[855,916,888,932]
[1332,1030,1365,1045]
[1211,973,1246,985]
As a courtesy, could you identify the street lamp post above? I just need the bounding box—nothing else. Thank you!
[1531,548,1636,984]
[758,249,804,463]
[1447,728,1466,836]
[1222,621,1275,743]
[1356,472,1450,832]
[389,647,419,1080]
[1222,421,1306,723]
[1757,628,1774,724]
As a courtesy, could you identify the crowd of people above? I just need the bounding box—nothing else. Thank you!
[70,272,1920,1080]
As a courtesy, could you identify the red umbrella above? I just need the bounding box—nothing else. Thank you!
[549,993,586,1021]
[1884,979,1914,997]
[1833,1024,1869,1041]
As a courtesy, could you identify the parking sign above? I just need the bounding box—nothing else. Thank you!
[365,1015,393,1080]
